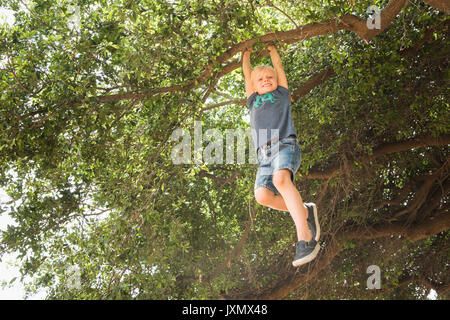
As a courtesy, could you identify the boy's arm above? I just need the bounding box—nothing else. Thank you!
[268,45,288,89]
[242,49,254,99]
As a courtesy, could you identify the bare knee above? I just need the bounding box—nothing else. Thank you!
[272,169,292,189]
[254,187,275,206]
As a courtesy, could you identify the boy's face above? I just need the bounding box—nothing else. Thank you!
[253,69,278,95]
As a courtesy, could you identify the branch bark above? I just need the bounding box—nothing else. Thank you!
[238,212,450,300]
[200,66,336,113]
[291,67,336,101]
[202,12,443,113]
[422,0,450,14]
[306,134,450,179]
[95,0,409,103]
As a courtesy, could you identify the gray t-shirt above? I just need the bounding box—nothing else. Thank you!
[247,86,297,154]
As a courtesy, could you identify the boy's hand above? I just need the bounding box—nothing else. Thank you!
[242,47,252,55]
[266,42,288,52]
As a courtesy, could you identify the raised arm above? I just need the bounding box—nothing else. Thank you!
[267,45,288,89]
[242,48,255,98]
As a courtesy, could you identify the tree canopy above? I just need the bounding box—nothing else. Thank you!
[0,0,449,299]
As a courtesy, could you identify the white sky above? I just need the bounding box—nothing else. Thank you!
[0,7,15,27]
[0,7,44,300]
[0,188,47,299]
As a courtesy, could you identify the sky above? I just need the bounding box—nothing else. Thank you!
[0,7,14,27]
[0,188,47,299]
[0,7,31,300]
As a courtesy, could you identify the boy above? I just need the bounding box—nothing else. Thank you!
[242,45,320,267]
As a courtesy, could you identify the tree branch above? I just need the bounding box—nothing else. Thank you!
[265,0,299,28]
[291,67,336,101]
[306,134,450,180]
[94,0,409,103]
[236,211,450,300]
[200,66,336,113]
[400,20,449,57]
[421,0,450,14]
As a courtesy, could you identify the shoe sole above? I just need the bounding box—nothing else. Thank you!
[292,243,320,267]
[308,203,320,242]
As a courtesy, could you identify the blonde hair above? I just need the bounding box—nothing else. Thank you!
[251,65,277,84]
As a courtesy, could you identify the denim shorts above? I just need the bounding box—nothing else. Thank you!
[254,135,302,195]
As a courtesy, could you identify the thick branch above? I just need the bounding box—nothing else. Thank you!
[291,67,336,101]
[95,0,408,103]
[307,134,450,179]
[363,0,409,42]
[344,212,450,242]
[380,274,449,297]
[399,19,448,56]
[201,67,336,112]
[202,14,443,113]
[422,0,450,14]
[243,212,450,300]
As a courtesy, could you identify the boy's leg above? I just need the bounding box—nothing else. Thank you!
[255,185,319,240]
[254,187,288,212]
[272,169,311,242]
[254,171,320,267]
[271,169,321,267]
[255,187,308,215]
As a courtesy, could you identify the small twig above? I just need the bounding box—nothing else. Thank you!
[265,0,299,28]
[2,39,34,94]
[201,99,245,113]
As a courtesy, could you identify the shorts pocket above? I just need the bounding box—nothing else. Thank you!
[257,165,273,177]
[280,136,296,143]
[292,144,302,175]
[280,137,297,151]
[257,149,263,163]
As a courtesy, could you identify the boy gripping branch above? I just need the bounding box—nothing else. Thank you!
[242,44,320,267]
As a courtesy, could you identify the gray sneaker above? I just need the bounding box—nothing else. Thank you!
[305,203,320,242]
[292,239,320,267]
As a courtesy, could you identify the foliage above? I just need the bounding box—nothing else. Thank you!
[0,0,448,299]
